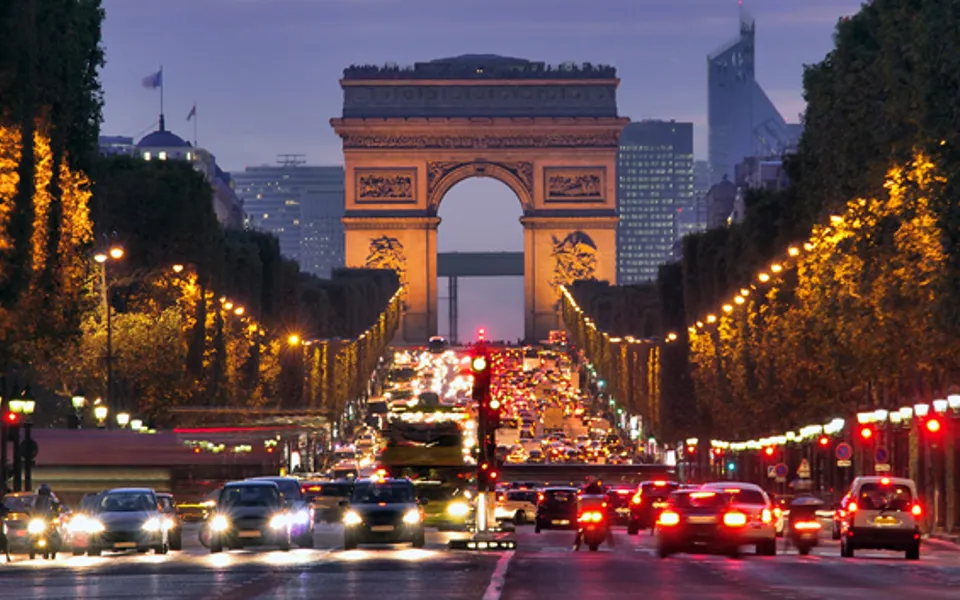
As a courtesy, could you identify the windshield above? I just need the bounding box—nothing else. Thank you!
[543,490,576,506]
[252,479,301,499]
[722,489,766,505]
[673,492,728,509]
[641,483,678,498]
[101,492,155,513]
[351,482,415,504]
[858,483,913,511]
[220,486,281,508]
[414,485,454,501]
[2,496,36,513]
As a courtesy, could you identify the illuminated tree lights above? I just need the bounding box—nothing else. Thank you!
[687,153,955,438]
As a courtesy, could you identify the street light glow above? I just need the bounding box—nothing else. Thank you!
[234,306,245,316]
[109,246,124,260]
[288,334,301,346]
[172,264,184,273]
[94,253,107,263]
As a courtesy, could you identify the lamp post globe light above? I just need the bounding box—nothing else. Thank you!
[95,232,124,425]
[94,404,108,427]
[116,412,131,428]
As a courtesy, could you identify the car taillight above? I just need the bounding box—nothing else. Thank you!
[497,494,505,502]
[773,507,782,518]
[848,502,858,513]
[631,493,642,505]
[911,504,922,517]
[794,520,822,531]
[723,511,748,528]
[658,511,680,526]
[578,511,604,523]
[761,509,773,523]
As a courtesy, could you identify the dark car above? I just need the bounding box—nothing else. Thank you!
[85,488,169,555]
[156,493,183,550]
[628,480,681,534]
[342,478,425,550]
[301,480,353,523]
[534,487,578,532]
[655,490,743,558]
[606,486,635,526]
[246,476,315,548]
[208,481,291,553]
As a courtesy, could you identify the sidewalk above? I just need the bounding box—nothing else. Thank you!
[927,530,960,546]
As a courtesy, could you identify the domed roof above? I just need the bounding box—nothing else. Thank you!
[138,129,190,149]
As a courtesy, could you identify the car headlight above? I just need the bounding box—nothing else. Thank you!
[210,514,230,532]
[447,502,470,518]
[343,511,363,526]
[28,519,46,535]
[402,510,422,525]
[85,519,105,534]
[142,517,162,533]
[292,510,310,526]
[269,514,288,529]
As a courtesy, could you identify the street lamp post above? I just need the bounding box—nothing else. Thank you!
[95,236,124,424]
[93,404,108,428]
[9,389,35,491]
[116,412,131,429]
[71,390,86,428]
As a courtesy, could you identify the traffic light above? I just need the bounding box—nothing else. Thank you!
[925,418,942,434]
[471,350,491,403]
[3,411,20,427]
[763,446,775,458]
[858,425,874,442]
[818,436,831,448]
[712,447,723,457]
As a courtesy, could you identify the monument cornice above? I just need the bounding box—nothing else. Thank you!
[343,216,441,231]
[340,78,621,88]
[520,215,618,230]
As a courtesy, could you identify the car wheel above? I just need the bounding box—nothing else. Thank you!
[412,531,426,548]
[514,511,526,525]
[298,533,314,549]
[29,550,36,560]
[343,534,358,551]
[756,539,776,556]
[906,544,920,560]
[210,540,223,553]
[170,533,182,551]
[727,546,740,559]
[72,548,84,556]
[89,546,101,556]
[627,523,639,535]
[155,543,169,555]
[840,538,854,558]
[534,521,541,534]
[832,523,841,541]
[279,534,291,552]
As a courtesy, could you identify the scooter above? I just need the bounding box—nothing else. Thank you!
[27,517,62,560]
[574,510,608,552]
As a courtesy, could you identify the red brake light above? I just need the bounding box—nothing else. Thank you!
[761,509,773,523]
[578,511,604,523]
[689,492,716,499]
[911,504,922,517]
[653,481,667,487]
[848,502,858,513]
[794,520,822,531]
[773,507,783,518]
[723,511,748,528]
[880,477,891,485]
[658,511,681,527]
[631,493,642,505]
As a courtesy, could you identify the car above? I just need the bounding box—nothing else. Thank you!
[534,487,578,532]
[156,493,183,550]
[605,486,636,526]
[655,489,744,558]
[700,482,777,555]
[246,476,315,548]
[1,491,66,557]
[495,489,538,525]
[341,477,426,550]
[628,480,681,534]
[208,481,291,553]
[838,476,921,560]
[301,480,353,523]
[84,488,170,556]
[65,492,103,554]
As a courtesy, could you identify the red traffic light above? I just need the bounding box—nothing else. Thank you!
[3,411,20,425]
[477,328,485,341]
[859,426,873,440]
[712,448,723,456]
[471,356,488,372]
[686,445,696,455]
[926,419,942,433]
[489,398,501,411]
[764,446,775,457]
[818,436,830,447]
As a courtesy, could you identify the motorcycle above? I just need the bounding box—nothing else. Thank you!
[26,516,62,560]
[787,497,825,556]
[574,510,608,552]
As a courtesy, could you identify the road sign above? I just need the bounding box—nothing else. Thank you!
[874,447,889,464]
[875,463,891,472]
[20,439,38,461]
[774,463,788,479]
[767,465,776,479]
[797,459,811,479]
[837,459,852,468]
[836,443,853,461]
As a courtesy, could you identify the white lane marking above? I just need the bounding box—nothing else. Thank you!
[482,550,515,600]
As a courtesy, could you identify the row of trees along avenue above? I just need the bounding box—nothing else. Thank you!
[0,2,400,427]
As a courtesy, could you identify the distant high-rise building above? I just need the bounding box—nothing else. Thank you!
[705,176,738,229]
[617,120,694,283]
[232,160,345,278]
[708,6,801,185]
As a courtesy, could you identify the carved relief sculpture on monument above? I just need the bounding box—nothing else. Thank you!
[543,167,605,202]
[356,169,416,202]
[550,231,598,290]
[365,236,408,296]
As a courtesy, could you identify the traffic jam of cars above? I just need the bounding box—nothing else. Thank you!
[0,337,932,563]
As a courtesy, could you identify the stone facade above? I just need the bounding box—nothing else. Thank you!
[332,57,628,342]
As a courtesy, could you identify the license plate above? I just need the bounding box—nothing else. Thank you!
[371,525,395,532]
[688,516,717,524]
[114,542,137,549]
[552,519,570,525]
[239,530,262,538]
[875,516,898,526]
[653,502,668,508]
[13,531,26,537]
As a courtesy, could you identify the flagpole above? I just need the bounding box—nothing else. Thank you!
[193,102,198,148]
[159,65,164,120]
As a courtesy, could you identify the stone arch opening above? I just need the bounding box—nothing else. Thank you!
[437,176,524,343]
[428,161,533,215]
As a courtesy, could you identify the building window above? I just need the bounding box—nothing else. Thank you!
[158,151,167,160]
[143,151,151,161]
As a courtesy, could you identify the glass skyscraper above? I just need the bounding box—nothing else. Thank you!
[708,7,801,185]
[232,164,345,278]
[617,120,694,283]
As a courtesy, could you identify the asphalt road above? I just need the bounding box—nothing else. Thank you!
[3,523,960,599]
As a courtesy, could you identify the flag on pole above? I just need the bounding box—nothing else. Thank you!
[187,104,196,121]
[141,68,163,89]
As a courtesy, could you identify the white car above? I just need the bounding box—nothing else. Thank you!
[839,476,921,560]
[701,482,777,555]
[495,490,538,525]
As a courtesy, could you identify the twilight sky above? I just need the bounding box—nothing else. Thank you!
[99,0,863,341]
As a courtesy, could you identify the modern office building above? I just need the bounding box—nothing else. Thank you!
[232,160,345,278]
[705,176,738,229]
[707,6,801,185]
[617,120,694,283]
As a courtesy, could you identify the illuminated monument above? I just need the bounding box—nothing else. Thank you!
[331,55,628,342]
